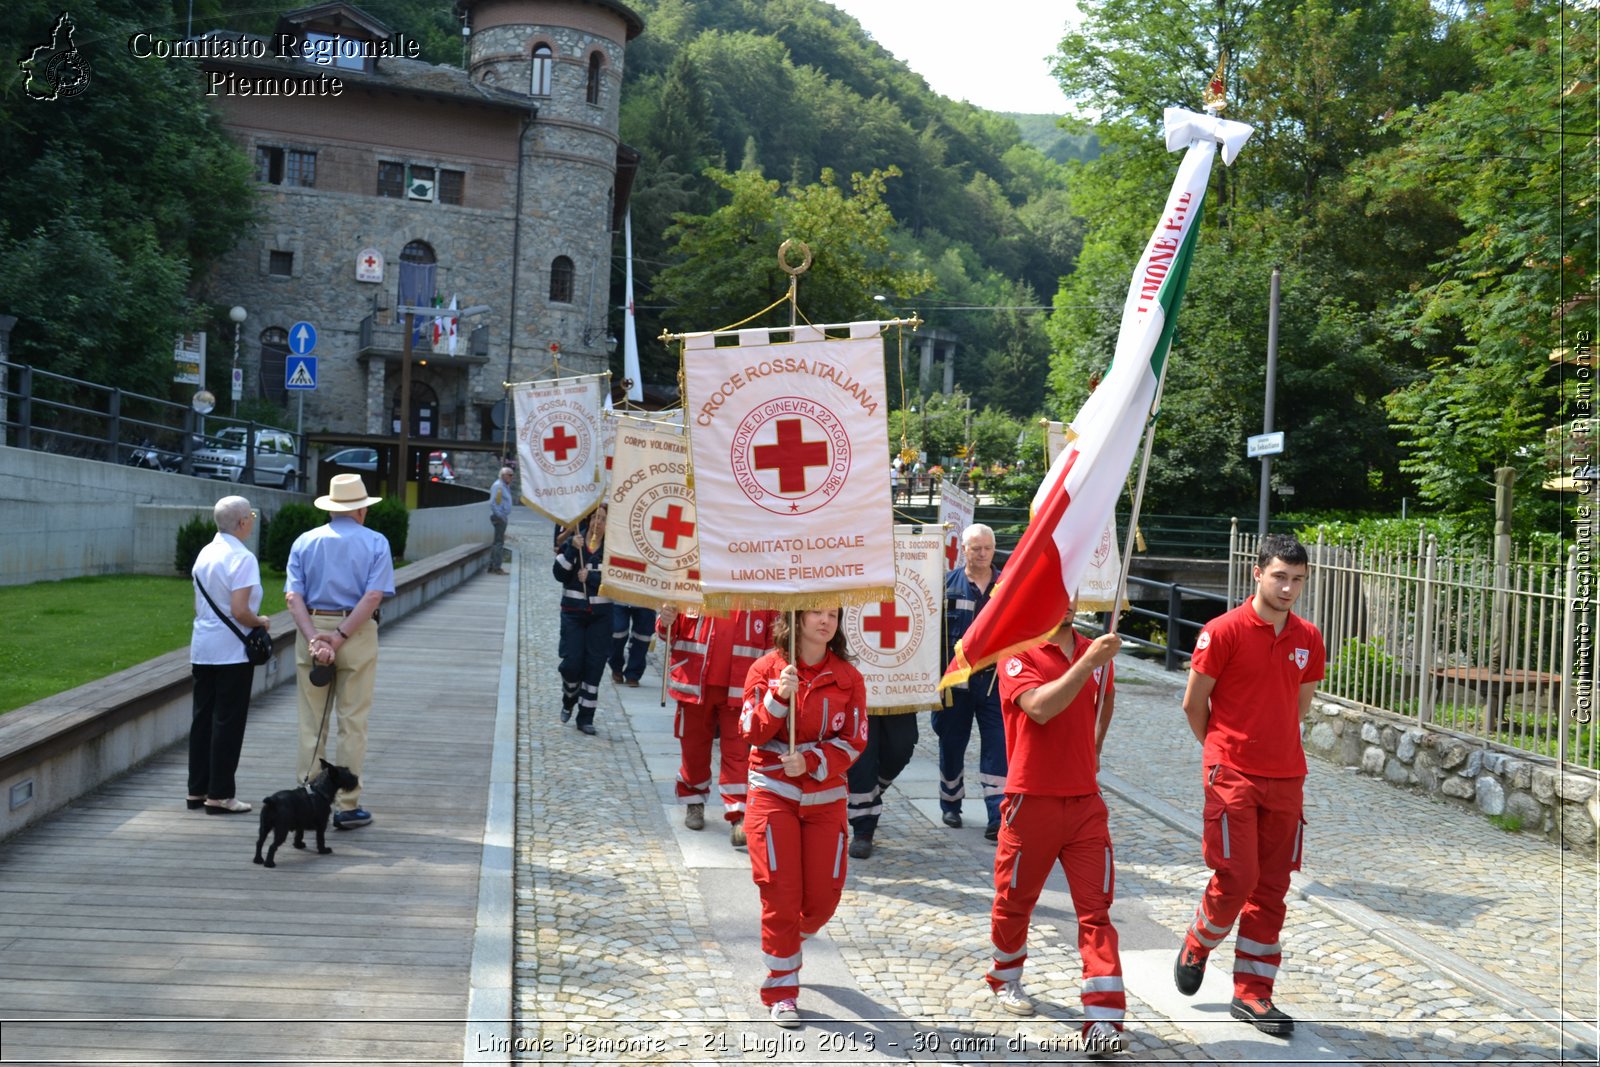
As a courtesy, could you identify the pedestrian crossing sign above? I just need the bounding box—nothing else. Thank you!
[286,357,317,390]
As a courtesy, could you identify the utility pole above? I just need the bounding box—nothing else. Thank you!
[1257,267,1281,539]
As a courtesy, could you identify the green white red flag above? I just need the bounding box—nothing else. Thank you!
[943,108,1253,686]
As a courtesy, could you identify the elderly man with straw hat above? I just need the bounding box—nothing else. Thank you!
[284,473,396,829]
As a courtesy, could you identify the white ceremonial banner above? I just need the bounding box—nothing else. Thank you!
[682,322,894,611]
[843,525,944,712]
[512,373,607,526]
[602,407,687,486]
[938,482,976,572]
[600,422,701,610]
[1046,419,1128,612]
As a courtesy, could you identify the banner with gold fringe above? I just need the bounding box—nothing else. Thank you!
[599,421,702,610]
[681,322,894,612]
[843,525,944,713]
[512,372,606,526]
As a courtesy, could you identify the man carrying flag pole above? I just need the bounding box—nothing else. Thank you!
[940,105,1253,689]
[939,100,1253,1043]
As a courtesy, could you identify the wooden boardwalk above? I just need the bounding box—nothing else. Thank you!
[0,574,511,1064]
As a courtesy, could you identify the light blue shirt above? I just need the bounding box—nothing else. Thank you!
[285,515,396,610]
[490,478,514,521]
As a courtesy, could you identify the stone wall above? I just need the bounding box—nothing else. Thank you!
[1305,697,1599,848]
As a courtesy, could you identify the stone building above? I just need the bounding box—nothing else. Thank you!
[201,0,642,478]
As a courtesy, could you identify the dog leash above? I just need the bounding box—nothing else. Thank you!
[302,673,337,787]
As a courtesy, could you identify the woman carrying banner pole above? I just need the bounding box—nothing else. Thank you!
[739,608,868,1028]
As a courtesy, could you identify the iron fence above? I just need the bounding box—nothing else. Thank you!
[0,359,304,487]
[1231,523,1597,772]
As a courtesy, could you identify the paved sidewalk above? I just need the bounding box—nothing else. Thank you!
[0,573,511,1064]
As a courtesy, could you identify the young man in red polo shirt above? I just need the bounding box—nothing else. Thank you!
[1174,533,1325,1036]
[989,616,1126,1058]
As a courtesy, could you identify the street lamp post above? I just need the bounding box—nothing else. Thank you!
[228,305,247,417]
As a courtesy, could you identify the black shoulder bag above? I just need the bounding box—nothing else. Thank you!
[194,575,273,666]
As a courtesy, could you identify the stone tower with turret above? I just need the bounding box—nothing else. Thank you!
[461,0,643,379]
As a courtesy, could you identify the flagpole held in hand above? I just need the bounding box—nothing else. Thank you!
[1094,355,1171,714]
[787,610,797,754]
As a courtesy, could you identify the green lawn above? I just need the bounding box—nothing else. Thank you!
[0,572,288,714]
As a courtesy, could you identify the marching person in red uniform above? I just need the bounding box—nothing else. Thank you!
[657,603,777,846]
[990,616,1126,1057]
[740,609,868,1029]
[1174,534,1325,1037]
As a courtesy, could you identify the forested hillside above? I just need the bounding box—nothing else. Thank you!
[1044,0,1593,529]
[7,0,1588,530]
[615,0,1077,423]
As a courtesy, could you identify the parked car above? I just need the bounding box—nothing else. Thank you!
[324,446,379,472]
[192,427,300,488]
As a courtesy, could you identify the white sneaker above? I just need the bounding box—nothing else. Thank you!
[1084,1021,1124,1058]
[203,798,252,815]
[993,980,1035,1016]
[770,999,800,1028]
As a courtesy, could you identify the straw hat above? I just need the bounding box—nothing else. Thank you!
[315,473,383,512]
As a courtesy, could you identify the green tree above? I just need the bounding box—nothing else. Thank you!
[1360,0,1594,530]
[1043,0,1474,517]
[654,166,930,333]
[2,0,256,393]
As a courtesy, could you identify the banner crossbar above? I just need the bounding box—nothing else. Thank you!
[660,316,922,343]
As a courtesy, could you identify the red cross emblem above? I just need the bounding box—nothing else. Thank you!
[945,534,959,569]
[649,503,695,550]
[543,425,578,461]
[861,600,910,650]
[753,418,829,494]
[363,255,377,269]
[731,398,851,516]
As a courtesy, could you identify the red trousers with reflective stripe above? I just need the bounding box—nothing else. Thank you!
[745,792,848,1006]
[674,699,749,818]
[988,793,1124,1026]
[1188,764,1304,998]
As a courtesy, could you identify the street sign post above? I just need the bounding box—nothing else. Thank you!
[288,321,318,356]
[285,323,318,453]
[286,355,318,442]
[1247,431,1285,458]
[286,357,318,390]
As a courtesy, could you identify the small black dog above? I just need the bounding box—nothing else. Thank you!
[253,759,361,868]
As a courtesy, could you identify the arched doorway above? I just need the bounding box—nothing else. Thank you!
[391,380,440,438]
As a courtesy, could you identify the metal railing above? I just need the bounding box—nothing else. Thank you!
[1231,523,1596,771]
[0,359,305,487]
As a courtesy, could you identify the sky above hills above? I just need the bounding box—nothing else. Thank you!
[828,0,1076,115]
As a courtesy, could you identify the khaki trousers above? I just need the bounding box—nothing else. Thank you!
[296,615,378,811]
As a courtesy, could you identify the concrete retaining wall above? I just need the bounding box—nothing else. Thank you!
[1304,697,1600,847]
[0,543,490,841]
[1,448,496,584]
[0,447,303,585]
[407,499,494,559]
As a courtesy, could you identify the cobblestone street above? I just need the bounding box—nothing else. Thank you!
[506,516,1599,1064]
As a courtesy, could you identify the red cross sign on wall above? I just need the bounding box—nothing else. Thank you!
[649,503,696,550]
[752,418,829,494]
[861,600,910,650]
[543,424,578,462]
